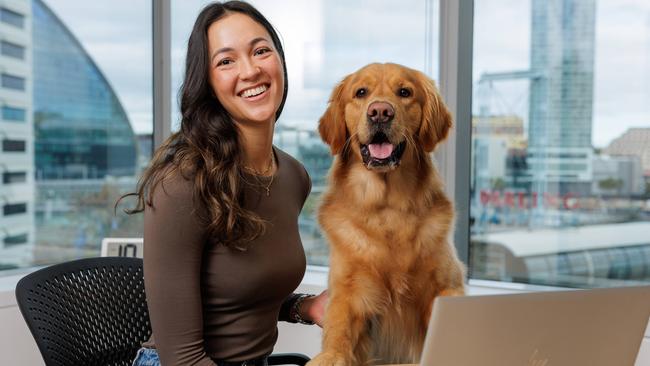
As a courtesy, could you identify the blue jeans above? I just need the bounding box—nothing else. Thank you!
[132,348,160,366]
[132,347,270,366]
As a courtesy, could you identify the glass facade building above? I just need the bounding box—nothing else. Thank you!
[33,0,137,180]
[3,0,141,269]
[527,0,596,194]
[27,0,143,267]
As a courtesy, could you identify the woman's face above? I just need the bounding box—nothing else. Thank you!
[207,13,285,127]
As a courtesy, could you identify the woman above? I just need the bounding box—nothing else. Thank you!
[128,2,327,365]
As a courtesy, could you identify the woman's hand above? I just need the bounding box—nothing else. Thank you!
[300,290,328,327]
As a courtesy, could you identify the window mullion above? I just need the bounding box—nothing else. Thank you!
[153,0,171,150]
[438,0,474,267]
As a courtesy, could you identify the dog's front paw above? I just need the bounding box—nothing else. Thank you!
[306,352,351,366]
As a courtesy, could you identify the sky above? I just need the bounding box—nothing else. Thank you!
[473,0,650,148]
[43,0,152,134]
[43,0,650,148]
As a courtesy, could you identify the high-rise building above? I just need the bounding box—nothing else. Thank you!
[32,0,137,181]
[29,0,139,261]
[0,0,34,269]
[604,127,650,180]
[592,155,644,197]
[0,0,140,268]
[527,0,596,195]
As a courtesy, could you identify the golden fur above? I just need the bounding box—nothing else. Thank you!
[308,63,466,366]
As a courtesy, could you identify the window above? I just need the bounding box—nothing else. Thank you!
[3,203,27,216]
[171,0,439,266]
[4,233,28,246]
[0,0,152,273]
[2,105,26,121]
[1,73,25,90]
[470,0,650,288]
[2,171,27,184]
[1,0,644,293]
[0,8,24,28]
[2,138,25,152]
[1,40,25,59]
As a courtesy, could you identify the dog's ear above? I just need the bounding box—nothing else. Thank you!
[319,76,350,155]
[418,73,453,152]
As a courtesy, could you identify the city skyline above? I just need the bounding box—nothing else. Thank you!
[44,0,650,149]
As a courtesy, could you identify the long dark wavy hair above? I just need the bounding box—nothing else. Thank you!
[121,1,288,249]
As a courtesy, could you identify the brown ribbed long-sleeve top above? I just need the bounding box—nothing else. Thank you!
[143,147,311,365]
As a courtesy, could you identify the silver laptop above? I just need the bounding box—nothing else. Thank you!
[420,286,650,366]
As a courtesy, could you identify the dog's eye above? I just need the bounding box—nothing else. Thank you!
[398,88,412,98]
[355,88,367,98]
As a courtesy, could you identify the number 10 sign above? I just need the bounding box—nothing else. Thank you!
[100,238,144,258]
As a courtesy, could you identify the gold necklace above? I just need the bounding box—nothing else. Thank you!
[258,157,275,196]
[243,151,274,176]
[261,168,274,196]
[243,152,275,196]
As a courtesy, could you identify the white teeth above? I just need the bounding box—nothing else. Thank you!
[241,85,267,98]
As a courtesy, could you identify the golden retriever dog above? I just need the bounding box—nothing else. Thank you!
[307,63,466,366]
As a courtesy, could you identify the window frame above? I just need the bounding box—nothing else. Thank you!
[152,0,171,150]
[3,232,28,247]
[2,138,26,152]
[0,73,26,91]
[3,202,28,216]
[0,7,25,29]
[438,0,473,267]
[1,105,27,122]
[0,40,26,60]
[2,171,27,184]
[1,0,609,306]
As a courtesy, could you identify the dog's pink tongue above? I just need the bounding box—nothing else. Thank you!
[368,143,394,159]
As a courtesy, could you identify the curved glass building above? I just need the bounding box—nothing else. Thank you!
[32,0,136,180]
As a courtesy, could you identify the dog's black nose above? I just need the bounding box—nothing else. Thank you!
[367,102,394,124]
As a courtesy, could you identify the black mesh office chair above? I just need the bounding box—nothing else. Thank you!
[15,257,309,366]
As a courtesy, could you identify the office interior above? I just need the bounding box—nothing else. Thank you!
[0,0,649,365]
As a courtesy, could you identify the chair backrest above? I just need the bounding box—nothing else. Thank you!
[15,257,151,366]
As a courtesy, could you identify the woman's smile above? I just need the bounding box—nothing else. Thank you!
[238,83,270,99]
